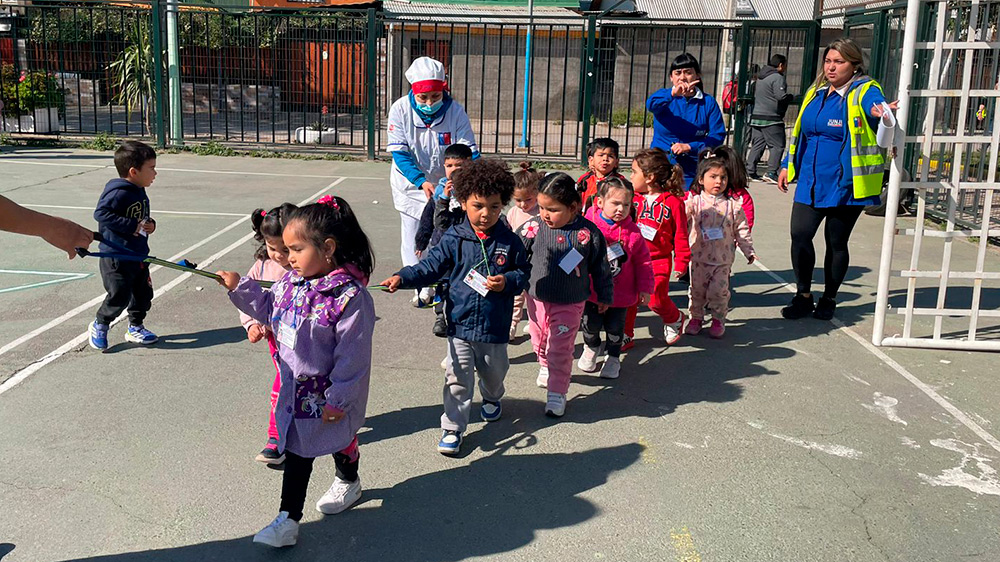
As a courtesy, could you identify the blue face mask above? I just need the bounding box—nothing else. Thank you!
[417,99,443,115]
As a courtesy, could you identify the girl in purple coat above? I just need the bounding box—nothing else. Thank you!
[217,195,376,549]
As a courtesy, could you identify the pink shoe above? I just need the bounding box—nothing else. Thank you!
[684,318,703,336]
[708,318,725,339]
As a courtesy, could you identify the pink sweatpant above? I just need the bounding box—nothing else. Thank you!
[688,262,732,321]
[526,297,585,395]
[267,334,281,442]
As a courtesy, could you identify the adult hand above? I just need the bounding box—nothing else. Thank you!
[486,275,506,292]
[248,324,265,343]
[216,271,241,291]
[380,275,402,293]
[671,143,692,155]
[671,80,700,98]
[421,181,435,199]
[43,217,94,259]
[777,169,790,193]
[870,100,899,119]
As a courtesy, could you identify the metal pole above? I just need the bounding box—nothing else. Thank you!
[872,0,921,346]
[366,7,377,160]
[166,0,182,146]
[580,14,597,166]
[150,0,166,147]
[518,0,534,149]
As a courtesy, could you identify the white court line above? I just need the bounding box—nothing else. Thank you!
[0,179,343,396]
[22,204,245,217]
[0,180,341,360]
[0,159,384,180]
[0,271,90,295]
[750,256,1000,455]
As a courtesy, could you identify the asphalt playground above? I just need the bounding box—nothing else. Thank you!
[1,147,999,561]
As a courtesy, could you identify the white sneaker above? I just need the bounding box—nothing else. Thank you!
[577,345,601,372]
[441,356,449,369]
[600,357,621,379]
[663,313,686,345]
[253,511,299,547]
[410,291,421,307]
[316,476,362,515]
[545,391,567,417]
[536,367,549,388]
[418,286,435,305]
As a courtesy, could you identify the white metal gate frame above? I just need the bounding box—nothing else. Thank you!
[873,0,1000,351]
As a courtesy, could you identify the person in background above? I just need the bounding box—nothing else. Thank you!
[747,54,794,184]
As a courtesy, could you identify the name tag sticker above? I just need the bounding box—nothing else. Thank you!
[277,322,297,349]
[463,269,490,297]
[702,226,725,241]
[558,247,584,274]
[639,223,657,241]
[607,242,625,261]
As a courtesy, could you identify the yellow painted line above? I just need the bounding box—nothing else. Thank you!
[670,527,702,562]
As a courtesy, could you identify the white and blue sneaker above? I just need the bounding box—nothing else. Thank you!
[125,324,158,345]
[437,430,462,456]
[481,400,502,423]
[88,321,109,351]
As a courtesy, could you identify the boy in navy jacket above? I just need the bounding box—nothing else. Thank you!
[383,158,530,456]
[88,141,159,351]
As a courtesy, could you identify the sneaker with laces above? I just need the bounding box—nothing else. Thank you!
[708,318,726,338]
[255,437,285,465]
[316,477,362,514]
[577,345,601,373]
[89,321,109,351]
[536,367,549,388]
[481,400,502,422]
[685,318,703,336]
[763,172,779,184]
[437,430,462,455]
[253,512,298,547]
[545,391,567,417]
[432,314,448,338]
[599,357,620,379]
[125,324,158,345]
[663,313,686,345]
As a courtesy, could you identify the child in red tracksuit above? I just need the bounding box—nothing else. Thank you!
[577,138,630,211]
[624,148,691,347]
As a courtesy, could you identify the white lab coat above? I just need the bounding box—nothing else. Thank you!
[386,96,478,219]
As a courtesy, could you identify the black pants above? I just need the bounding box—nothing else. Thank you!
[280,450,359,522]
[96,258,154,326]
[789,202,864,299]
[746,124,786,175]
[581,302,628,358]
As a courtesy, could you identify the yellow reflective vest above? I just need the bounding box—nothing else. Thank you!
[787,78,886,200]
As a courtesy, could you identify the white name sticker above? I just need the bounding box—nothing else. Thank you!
[702,226,725,241]
[639,223,657,241]
[558,247,585,273]
[607,242,625,262]
[463,269,490,297]
[276,322,297,349]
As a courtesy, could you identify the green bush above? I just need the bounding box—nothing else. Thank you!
[610,108,654,128]
[80,132,118,151]
[1,64,66,117]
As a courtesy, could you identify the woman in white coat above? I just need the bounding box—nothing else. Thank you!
[387,57,479,270]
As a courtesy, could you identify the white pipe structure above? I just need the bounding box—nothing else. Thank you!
[166,0,182,146]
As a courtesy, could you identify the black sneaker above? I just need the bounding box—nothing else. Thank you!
[762,172,779,184]
[781,294,815,320]
[255,437,285,465]
[813,297,837,320]
[432,314,448,338]
[749,172,763,182]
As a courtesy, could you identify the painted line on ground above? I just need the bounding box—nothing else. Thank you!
[0,180,342,396]
[750,256,1000,455]
[0,159,384,180]
[22,204,245,217]
[0,270,90,295]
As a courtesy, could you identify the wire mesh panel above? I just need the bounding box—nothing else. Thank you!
[874,0,1000,350]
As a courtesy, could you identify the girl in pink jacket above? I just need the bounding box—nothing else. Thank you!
[240,203,296,467]
[579,177,654,379]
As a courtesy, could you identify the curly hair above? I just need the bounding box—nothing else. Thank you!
[632,148,685,198]
[452,158,516,205]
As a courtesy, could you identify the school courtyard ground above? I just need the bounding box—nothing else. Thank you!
[1,147,999,561]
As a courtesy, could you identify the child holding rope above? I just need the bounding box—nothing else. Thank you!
[217,195,376,548]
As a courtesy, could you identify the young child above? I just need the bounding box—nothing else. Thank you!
[507,161,543,340]
[577,138,630,210]
[382,158,530,456]
[519,173,613,417]
[713,146,755,231]
[414,143,474,336]
[579,177,654,379]
[217,196,376,548]
[241,203,297,467]
[88,140,159,351]
[684,152,756,338]
[624,147,691,347]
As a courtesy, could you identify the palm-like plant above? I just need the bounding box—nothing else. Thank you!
[109,23,155,136]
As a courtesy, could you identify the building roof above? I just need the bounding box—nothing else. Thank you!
[607,0,816,21]
[383,0,582,23]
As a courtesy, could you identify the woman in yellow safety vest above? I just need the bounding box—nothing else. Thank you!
[776,38,897,321]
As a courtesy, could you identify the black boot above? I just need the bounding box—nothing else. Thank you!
[813,297,837,320]
[781,294,815,320]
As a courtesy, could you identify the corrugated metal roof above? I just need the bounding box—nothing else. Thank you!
[384,0,582,23]
[629,0,815,21]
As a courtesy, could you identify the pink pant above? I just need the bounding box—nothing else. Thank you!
[526,297,585,395]
[267,335,281,442]
[689,262,731,321]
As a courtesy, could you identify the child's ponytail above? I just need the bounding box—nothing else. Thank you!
[513,161,544,193]
[252,203,298,261]
[288,196,375,281]
[633,147,685,199]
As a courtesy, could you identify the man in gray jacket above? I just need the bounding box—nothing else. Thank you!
[747,54,794,183]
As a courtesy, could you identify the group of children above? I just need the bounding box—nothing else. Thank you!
[86,138,756,549]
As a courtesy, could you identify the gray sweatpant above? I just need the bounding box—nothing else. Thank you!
[441,337,508,432]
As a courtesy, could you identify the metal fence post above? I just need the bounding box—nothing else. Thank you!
[366,7,378,160]
[150,0,167,147]
[580,14,597,166]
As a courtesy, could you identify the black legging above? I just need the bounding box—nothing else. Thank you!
[280,450,360,521]
[789,202,864,299]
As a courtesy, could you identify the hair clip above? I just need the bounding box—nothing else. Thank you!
[260,210,267,217]
[317,195,340,210]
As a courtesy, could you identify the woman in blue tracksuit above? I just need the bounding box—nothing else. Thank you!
[777,38,896,321]
[646,53,727,188]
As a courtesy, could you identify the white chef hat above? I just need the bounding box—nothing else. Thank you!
[405,57,448,93]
